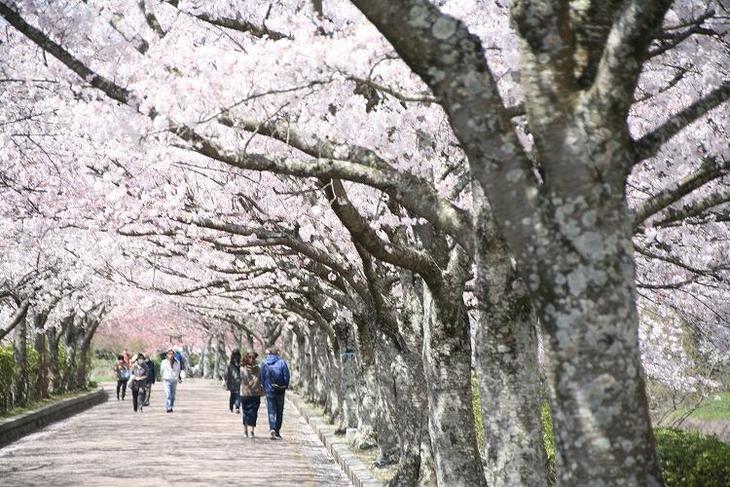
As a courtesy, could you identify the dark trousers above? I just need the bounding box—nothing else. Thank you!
[266,393,285,434]
[241,396,261,426]
[229,391,240,411]
[132,385,146,411]
[144,383,153,406]
[116,379,127,399]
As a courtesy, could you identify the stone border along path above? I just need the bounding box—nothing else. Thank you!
[0,379,352,487]
[288,393,385,487]
[0,388,107,449]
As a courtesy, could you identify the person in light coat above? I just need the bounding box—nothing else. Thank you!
[160,348,182,413]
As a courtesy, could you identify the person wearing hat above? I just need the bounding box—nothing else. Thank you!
[161,348,182,413]
[130,353,148,413]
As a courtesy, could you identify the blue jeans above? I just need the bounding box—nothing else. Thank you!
[266,393,285,434]
[164,380,177,411]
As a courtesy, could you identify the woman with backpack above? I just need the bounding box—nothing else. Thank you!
[113,355,130,400]
[239,352,263,438]
[225,349,242,414]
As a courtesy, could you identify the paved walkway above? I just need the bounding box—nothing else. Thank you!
[0,379,351,487]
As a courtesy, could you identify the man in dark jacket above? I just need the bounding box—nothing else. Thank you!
[260,348,290,440]
[144,355,156,406]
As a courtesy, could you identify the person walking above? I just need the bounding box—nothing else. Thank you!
[122,348,131,366]
[240,352,263,438]
[173,347,185,381]
[225,349,242,414]
[161,348,181,413]
[260,348,290,440]
[130,353,148,413]
[143,354,156,406]
[113,355,130,400]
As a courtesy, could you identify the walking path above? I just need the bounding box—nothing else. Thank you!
[0,379,351,486]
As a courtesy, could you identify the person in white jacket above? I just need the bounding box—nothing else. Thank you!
[161,348,182,413]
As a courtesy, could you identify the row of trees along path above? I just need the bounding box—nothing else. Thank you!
[0,379,351,486]
[0,1,728,487]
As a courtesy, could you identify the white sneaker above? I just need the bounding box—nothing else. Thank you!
[270,430,277,440]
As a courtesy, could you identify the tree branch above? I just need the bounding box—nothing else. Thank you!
[632,81,730,163]
[0,298,29,341]
[633,157,730,229]
[322,178,439,280]
[350,0,540,268]
[654,185,730,228]
[160,1,290,40]
[592,0,673,116]
[0,2,132,105]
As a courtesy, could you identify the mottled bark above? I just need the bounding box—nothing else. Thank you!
[202,334,213,378]
[74,314,102,389]
[48,313,73,393]
[47,328,62,393]
[472,184,547,486]
[304,331,317,401]
[314,329,330,408]
[62,321,78,391]
[294,330,308,391]
[347,1,667,483]
[383,273,434,487]
[535,189,661,485]
[323,333,343,427]
[334,322,359,430]
[13,316,28,406]
[422,286,486,487]
[32,312,50,399]
[213,335,226,380]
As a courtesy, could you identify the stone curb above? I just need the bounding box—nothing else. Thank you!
[288,392,384,487]
[0,387,108,449]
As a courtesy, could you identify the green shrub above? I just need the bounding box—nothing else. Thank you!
[0,345,14,412]
[656,428,730,486]
[57,344,70,381]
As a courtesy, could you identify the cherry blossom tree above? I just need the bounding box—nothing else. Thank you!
[1,1,728,486]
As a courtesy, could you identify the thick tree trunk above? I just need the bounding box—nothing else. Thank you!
[181,346,194,376]
[353,358,381,450]
[294,330,308,392]
[472,185,548,486]
[32,312,50,400]
[314,329,330,409]
[202,334,212,378]
[385,271,436,487]
[333,321,359,430]
[74,315,101,390]
[421,287,486,487]
[47,328,61,393]
[538,211,661,485]
[62,322,78,391]
[304,331,316,401]
[381,342,433,487]
[340,348,359,429]
[322,332,343,427]
[214,335,226,380]
[13,316,28,406]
